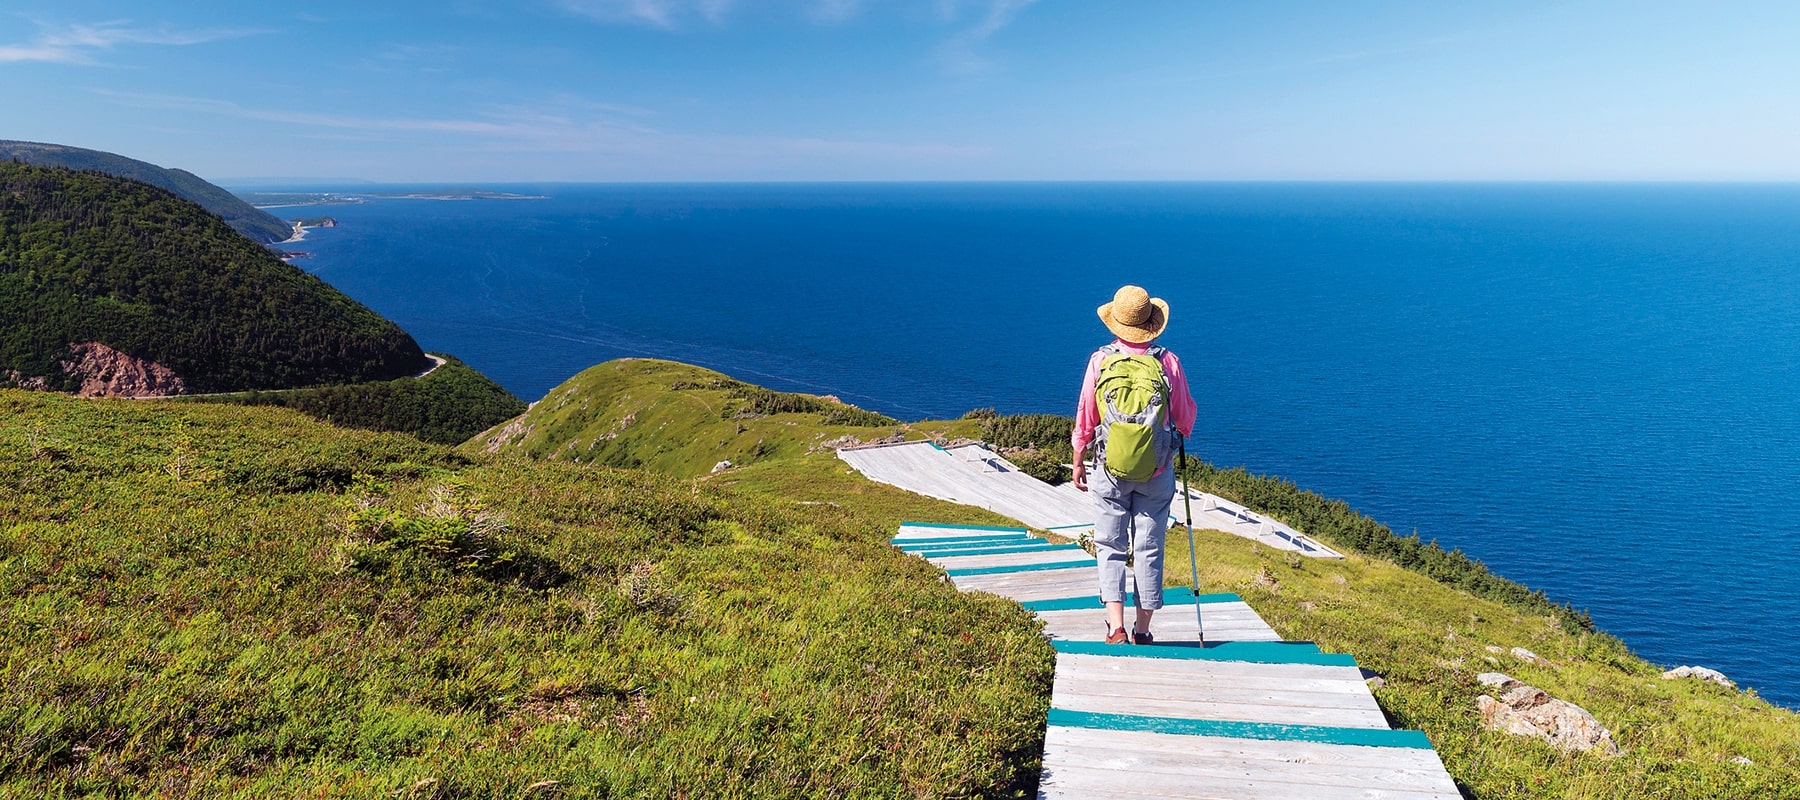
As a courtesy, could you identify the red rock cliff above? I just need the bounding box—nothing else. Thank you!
[60,341,187,398]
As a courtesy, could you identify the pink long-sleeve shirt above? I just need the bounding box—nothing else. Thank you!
[1072,340,1197,472]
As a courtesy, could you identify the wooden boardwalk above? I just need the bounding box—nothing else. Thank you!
[843,441,1342,558]
[895,522,1461,799]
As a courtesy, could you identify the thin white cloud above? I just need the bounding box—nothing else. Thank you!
[935,0,1038,76]
[555,0,735,29]
[556,0,876,28]
[95,91,524,135]
[0,20,262,64]
[806,0,863,25]
[92,89,980,165]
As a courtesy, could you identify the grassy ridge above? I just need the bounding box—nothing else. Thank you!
[466,359,917,475]
[185,354,527,445]
[483,360,1800,798]
[1,391,1052,798]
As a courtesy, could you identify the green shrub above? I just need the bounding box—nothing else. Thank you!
[673,376,897,427]
[193,355,526,445]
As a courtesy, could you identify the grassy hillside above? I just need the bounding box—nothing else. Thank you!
[0,390,1051,798]
[481,358,1800,799]
[0,140,293,244]
[466,359,938,475]
[0,162,428,393]
[188,354,527,445]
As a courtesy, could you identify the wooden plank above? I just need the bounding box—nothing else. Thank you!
[891,531,1026,543]
[1040,726,1460,798]
[896,521,1030,534]
[1051,662,1388,727]
[1034,604,1281,643]
[1037,618,1282,646]
[923,542,1083,558]
[953,570,1095,602]
[1032,608,1276,628]
[893,534,1031,547]
[1050,640,1355,668]
[930,549,1095,570]
[1048,690,1389,729]
[1046,709,1427,749]
[1052,665,1380,705]
[1021,589,1244,613]
[1036,765,1459,800]
[1053,654,1373,691]
[902,537,1043,552]
[1045,724,1448,769]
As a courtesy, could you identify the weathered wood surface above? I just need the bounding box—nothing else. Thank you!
[1051,655,1390,728]
[952,568,1098,603]
[843,442,1093,529]
[1035,603,1280,644]
[930,550,1096,571]
[1041,726,1461,799]
[888,522,1458,799]
[853,443,1341,556]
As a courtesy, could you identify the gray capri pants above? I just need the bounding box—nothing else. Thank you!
[1090,464,1177,610]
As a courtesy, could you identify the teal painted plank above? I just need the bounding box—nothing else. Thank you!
[946,559,1095,577]
[894,534,1032,549]
[898,521,1029,533]
[925,543,1083,558]
[1020,588,1242,613]
[1051,639,1352,666]
[898,537,1038,552]
[1046,523,1093,530]
[1046,709,1434,750]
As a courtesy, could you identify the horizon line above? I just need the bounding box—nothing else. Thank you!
[218,178,1800,187]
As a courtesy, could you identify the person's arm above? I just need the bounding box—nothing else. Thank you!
[1071,350,1103,491]
[1161,350,1197,439]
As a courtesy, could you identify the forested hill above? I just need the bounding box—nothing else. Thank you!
[0,140,292,244]
[0,162,428,393]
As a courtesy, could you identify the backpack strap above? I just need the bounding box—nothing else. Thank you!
[1099,342,1163,358]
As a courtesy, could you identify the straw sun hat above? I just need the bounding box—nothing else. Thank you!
[1097,285,1169,343]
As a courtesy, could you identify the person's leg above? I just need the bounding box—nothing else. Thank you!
[1090,467,1131,639]
[1129,467,1178,638]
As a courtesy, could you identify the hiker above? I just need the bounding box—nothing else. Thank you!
[1072,285,1197,645]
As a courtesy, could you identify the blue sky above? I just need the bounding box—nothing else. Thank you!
[2,1,1796,182]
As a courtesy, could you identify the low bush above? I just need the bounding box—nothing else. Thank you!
[194,355,526,445]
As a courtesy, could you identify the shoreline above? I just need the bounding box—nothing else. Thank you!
[277,219,336,245]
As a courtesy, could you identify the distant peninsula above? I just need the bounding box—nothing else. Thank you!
[245,189,546,208]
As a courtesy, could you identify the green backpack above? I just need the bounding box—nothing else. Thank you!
[1094,344,1173,481]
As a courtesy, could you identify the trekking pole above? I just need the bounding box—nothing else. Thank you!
[1178,433,1204,645]
[1126,511,1138,621]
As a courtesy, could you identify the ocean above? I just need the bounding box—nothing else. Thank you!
[270,182,1800,708]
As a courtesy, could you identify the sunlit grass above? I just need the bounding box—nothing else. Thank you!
[1,391,1051,798]
[12,354,1800,799]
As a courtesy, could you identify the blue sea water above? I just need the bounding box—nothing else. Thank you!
[276,183,1800,708]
